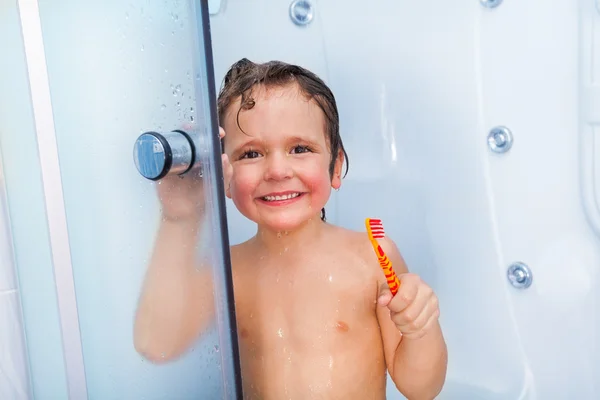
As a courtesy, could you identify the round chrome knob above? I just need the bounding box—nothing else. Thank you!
[507,262,533,289]
[480,0,503,8]
[133,130,195,180]
[487,126,513,153]
[289,0,314,26]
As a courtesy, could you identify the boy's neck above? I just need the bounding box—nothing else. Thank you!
[252,214,328,254]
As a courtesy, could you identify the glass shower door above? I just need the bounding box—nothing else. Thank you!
[0,0,240,398]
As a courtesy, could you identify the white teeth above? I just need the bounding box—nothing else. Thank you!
[263,193,300,201]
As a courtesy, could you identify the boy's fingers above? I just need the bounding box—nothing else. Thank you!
[219,127,225,139]
[221,154,231,168]
[388,283,417,314]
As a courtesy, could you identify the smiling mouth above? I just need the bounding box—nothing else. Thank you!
[260,192,302,202]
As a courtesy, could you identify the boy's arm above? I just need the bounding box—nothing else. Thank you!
[134,127,232,363]
[133,212,215,363]
[375,238,448,400]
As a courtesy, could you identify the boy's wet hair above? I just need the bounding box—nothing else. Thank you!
[217,58,349,222]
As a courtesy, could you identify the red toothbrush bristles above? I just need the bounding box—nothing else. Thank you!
[368,219,385,239]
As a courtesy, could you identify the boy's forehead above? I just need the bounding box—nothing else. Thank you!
[222,83,326,142]
[226,82,308,112]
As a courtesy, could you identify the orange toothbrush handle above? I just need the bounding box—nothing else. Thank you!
[373,243,400,295]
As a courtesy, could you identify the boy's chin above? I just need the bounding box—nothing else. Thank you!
[257,213,322,233]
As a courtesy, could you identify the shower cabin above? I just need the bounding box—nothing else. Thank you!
[1,0,600,398]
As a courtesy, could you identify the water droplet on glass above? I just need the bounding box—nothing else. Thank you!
[196,73,201,80]
[173,13,179,21]
[213,345,219,353]
[190,107,194,113]
[160,104,166,111]
[140,44,145,51]
[125,12,129,19]
[277,232,282,238]
[176,101,180,107]
[190,116,194,122]
[164,68,168,73]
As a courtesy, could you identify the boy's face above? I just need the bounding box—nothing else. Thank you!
[222,83,343,231]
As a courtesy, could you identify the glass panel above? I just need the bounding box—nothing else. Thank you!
[1,0,240,398]
[0,1,68,397]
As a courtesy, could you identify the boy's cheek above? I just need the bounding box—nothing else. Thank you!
[229,171,258,199]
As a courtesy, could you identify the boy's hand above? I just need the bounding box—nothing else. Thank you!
[377,273,440,340]
[219,127,233,194]
[157,126,232,222]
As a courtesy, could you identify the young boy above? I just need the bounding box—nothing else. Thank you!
[134,59,447,399]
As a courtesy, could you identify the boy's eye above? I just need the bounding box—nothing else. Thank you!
[241,150,260,159]
[291,145,311,154]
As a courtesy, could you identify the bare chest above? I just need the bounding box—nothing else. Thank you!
[229,248,387,399]
[233,260,379,349]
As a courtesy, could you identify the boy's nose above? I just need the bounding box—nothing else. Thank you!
[264,153,293,181]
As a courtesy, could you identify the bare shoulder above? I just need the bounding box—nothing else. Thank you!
[326,224,409,275]
[326,225,372,259]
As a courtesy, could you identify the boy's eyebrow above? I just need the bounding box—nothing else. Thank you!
[230,138,262,155]
[287,135,322,147]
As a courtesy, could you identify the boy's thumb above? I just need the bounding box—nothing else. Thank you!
[377,283,392,306]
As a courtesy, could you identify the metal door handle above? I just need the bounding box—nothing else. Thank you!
[133,130,199,180]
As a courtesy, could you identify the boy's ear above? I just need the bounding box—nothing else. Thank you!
[331,149,344,189]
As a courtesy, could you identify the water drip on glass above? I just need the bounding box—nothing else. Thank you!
[172,84,181,96]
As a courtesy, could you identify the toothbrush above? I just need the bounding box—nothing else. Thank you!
[365,218,400,296]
